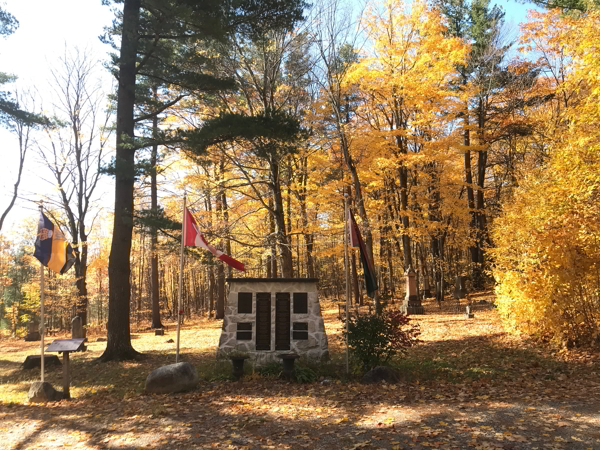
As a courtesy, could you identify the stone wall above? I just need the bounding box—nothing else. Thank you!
[218,279,329,365]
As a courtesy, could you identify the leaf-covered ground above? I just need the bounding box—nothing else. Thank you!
[1,292,599,450]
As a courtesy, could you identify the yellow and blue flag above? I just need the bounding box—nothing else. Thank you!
[33,212,75,274]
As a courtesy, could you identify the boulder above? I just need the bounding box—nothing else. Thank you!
[24,332,41,341]
[362,366,401,384]
[166,339,174,343]
[28,381,63,402]
[144,362,199,394]
[23,355,61,370]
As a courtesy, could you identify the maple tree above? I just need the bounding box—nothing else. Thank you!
[36,49,112,328]
[492,7,600,346]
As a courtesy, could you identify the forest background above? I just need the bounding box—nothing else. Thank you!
[0,0,598,355]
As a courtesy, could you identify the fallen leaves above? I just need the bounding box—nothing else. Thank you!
[0,300,598,449]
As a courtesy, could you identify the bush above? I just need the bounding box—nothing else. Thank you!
[345,310,420,372]
[257,362,283,378]
[293,365,317,383]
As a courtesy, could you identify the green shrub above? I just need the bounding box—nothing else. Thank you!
[345,310,420,373]
[293,365,317,383]
[257,362,283,378]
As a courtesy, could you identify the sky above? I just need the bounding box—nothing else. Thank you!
[0,0,541,237]
[0,0,115,236]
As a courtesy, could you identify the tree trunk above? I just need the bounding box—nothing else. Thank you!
[270,158,293,277]
[269,196,277,278]
[473,98,488,289]
[398,165,412,270]
[101,0,142,361]
[463,105,479,286]
[150,88,163,329]
[299,156,315,278]
[215,163,225,319]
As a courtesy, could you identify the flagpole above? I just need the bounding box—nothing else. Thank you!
[39,205,45,383]
[176,194,186,363]
[344,193,350,375]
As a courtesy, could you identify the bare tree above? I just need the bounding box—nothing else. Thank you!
[37,48,112,328]
[0,90,39,232]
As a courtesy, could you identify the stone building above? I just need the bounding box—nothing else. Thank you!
[218,278,329,364]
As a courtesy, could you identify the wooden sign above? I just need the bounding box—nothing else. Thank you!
[46,338,86,353]
[275,293,290,351]
[256,293,271,350]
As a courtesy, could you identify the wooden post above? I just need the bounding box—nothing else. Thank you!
[63,352,70,400]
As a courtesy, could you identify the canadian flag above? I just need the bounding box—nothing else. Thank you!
[184,207,245,271]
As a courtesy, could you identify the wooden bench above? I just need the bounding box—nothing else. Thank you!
[338,303,373,320]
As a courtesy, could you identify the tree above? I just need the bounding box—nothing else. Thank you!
[310,0,373,307]
[37,48,111,329]
[345,0,468,299]
[0,6,49,231]
[0,91,38,232]
[524,0,599,12]
[492,7,600,347]
[101,0,306,361]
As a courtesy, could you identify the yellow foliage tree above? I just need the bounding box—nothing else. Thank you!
[492,8,600,346]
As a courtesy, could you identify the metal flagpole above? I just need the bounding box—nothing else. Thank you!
[176,194,187,363]
[344,193,350,375]
[39,204,45,382]
[40,263,45,382]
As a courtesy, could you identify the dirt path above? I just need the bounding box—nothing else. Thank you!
[1,295,599,449]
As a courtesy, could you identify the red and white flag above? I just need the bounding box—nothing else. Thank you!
[184,207,245,271]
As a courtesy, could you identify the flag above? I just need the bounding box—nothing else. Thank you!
[184,207,245,271]
[33,211,76,274]
[348,208,378,297]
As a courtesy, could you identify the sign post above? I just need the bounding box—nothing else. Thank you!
[46,338,86,400]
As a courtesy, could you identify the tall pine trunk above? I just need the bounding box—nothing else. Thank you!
[101,0,141,361]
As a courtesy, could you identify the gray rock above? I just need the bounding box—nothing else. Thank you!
[362,366,401,384]
[144,362,199,394]
[24,332,41,341]
[28,381,63,402]
[23,355,61,370]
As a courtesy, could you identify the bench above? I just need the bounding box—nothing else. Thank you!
[338,303,373,320]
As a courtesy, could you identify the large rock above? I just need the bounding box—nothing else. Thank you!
[28,381,63,402]
[144,362,199,394]
[24,332,41,341]
[362,366,401,384]
[23,355,61,370]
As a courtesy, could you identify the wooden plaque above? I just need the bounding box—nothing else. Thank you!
[46,338,86,353]
[275,293,290,351]
[255,293,271,350]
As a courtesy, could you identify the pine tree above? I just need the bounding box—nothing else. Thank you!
[101,0,306,361]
